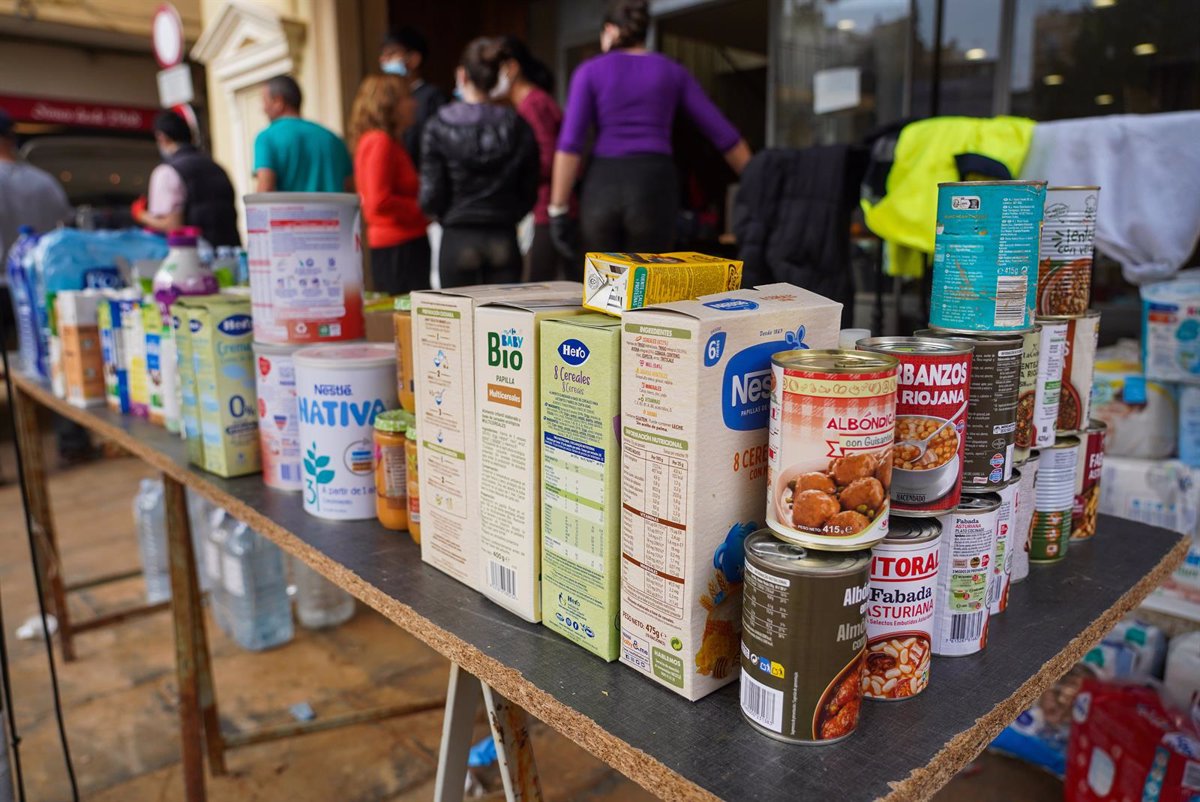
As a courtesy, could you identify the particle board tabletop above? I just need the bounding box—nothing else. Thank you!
[14,371,1188,802]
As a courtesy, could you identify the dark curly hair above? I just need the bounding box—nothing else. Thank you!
[605,0,650,48]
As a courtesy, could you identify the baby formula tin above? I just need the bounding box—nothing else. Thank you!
[1056,312,1101,433]
[294,343,397,520]
[865,516,940,700]
[930,180,1048,333]
[858,337,972,515]
[254,342,303,491]
[933,494,1001,656]
[1014,325,1041,464]
[1038,187,1100,317]
[245,193,365,346]
[1031,436,1080,563]
[1071,421,1107,541]
[767,350,898,551]
[1142,278,1200,384]
[739,531,870,743]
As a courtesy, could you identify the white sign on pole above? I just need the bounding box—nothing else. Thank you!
[813,67,861,115]
[157,64,194,108]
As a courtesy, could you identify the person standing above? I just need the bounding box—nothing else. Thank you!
[419,37,539,288]
[134,111,240,247]
[379,27,447,167]
[494,36,571,281]
[254,75,354,194]
[349,75,431,295]
[0,108,72,267]
[549,0,752,256]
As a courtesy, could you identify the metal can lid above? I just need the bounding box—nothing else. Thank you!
[955,493,1002,514]
[916,328,1027,344]
[1086,419,1108,433]
[772,349,897,374]
[884,515,941,544]
[744,530,871,577]
[1025,449,1041,464]
[375,409,412,434]
[1048,435,1081,449]
[857,336,973,357]
[938,179,1047,189]
[1048,185,1101,191]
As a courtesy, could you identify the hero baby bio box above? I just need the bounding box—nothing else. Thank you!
[618,283,842,700]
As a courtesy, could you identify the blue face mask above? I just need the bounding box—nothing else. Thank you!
[382,60,408,77]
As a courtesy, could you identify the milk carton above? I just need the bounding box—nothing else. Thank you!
[172,301,204,464]
[412,282,580,587]
[142,302,166,425]
[540,314,622,658]
[98,289,140,414]
[475,300,585,621]
[124,295,149,418]
[618,283,843,700]
[179,296,260,477]
[55,291,105,408]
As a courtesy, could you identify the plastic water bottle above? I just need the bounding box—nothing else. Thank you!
[6,226,44,377]
[186,490,215,592]
[220,519,293,651]
[133,479,170,604]
[291,556,356,629]
[152,228,218,325]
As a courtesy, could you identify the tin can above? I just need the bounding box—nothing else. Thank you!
[1071,421,1108,540]
[739,531,870,744]
[930,180,1048,333]
[1056,312,1101,433]
[919,330,1024,490]
[294,342,398,520]
[253,342,303,492]
[767,350,898,550]
[864,516,940,700]
[1014,325,1041,463]
[857,337,972,515]
[245,193,366,346]
[1037,187,1100,317]
[1181,386,1200,468]
[1010,451,1039,584]
[933,494,1001,656]
[988,474,1020,615]
[1031,319,1069,447]
[1031,436,1080,562]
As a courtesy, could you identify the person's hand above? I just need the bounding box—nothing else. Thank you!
[548,207,579,262]
[130,196,148,225]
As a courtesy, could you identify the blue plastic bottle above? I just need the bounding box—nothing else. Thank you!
[6,226,44,376]
[220,519,293,651]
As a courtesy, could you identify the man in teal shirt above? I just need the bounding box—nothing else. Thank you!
[254,75,353,193]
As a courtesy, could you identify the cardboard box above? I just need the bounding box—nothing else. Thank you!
[618,283,842,699]
[56,291,106,408]
[412,282,581,587]
[98,289,140,414]
[171,300,204,466]
[582,252,743,316]
[142,302,166,425]
[123,295,149,418]
[540,314,622,659]
[475,300,585,622]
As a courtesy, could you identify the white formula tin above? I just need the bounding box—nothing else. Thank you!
[245,193,365,346]
[294,342,397,520]
[933,494,1001,657]
[254,342,303,492]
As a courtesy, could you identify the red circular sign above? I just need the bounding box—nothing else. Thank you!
[152,4,185,69]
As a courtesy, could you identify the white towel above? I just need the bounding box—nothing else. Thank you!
[1020,111,1200,284]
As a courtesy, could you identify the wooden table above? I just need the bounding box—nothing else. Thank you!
[10,370,1189,802]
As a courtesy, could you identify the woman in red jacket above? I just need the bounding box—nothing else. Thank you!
[349,75,431,294]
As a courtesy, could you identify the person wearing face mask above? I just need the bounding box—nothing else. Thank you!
[134,110,240,247]
[349,75,430,295]
[418,37,540,288]
[380,27,447,168]
[492,36,572,282]
[549,0,752,257]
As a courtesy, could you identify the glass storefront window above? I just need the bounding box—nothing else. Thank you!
[911,0,1002,116]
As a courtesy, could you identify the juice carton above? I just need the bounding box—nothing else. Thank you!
[618,283,842,700]
[171,300,204,464]
[142,302,166,425]
[582,252,743,316]
[55,290,105,408]
[98,289,140,414]
[475,300,585,622]
[540,314,622,658]
[179,295,260,477]
[412,282,581,588]
[123,295,149,417]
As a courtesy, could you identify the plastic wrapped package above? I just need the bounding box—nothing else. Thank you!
[1091,342,1177,459]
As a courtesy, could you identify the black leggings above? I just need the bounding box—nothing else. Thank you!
[526,223,572,281]
[439,226,522,288]
[370,237,432,295]
[580,154,678,253]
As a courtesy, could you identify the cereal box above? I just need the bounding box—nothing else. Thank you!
[582,252,743,316]
[55,291,105,408]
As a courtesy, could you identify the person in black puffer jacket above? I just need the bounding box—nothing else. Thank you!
[420,37,540,287]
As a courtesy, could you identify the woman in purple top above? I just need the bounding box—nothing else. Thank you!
[549,0,751,257]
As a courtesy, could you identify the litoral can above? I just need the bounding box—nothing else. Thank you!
[1056,312,1101,433]
[1071,421,1108,541]
[767,350,898,551]
[918,330,1024,490]
[987,474,1020,615]
[1014,325,1041,463]
[739,531,870,744]
[1010,451,1039,584]
[864,516,940,701]
[930,180,1048,333]
[1031,436,1080,563]
[245,193,366,346]
[933,494,1001,656]
[253,342,302,492]
[1031,319,1069,447]
[857,337,972,515]
[294,342,398,520]
[1037,187,1100,317]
